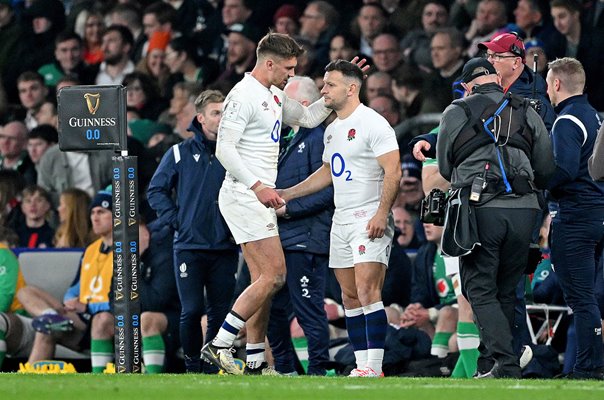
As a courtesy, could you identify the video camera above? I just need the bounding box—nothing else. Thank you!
[419,188,447,226]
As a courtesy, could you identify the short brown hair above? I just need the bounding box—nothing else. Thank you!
[550,0,581,13]
[256,32,304,60]
[194,90,225,113]
[548,57,585,93]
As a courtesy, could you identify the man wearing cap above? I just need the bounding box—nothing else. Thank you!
[478,32,555,130]
[217,22,261,87]
[436,57,555,378]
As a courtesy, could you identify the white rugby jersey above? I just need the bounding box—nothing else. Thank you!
[323,104,399,224]
[217,73,331,189]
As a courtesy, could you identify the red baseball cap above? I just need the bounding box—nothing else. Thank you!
[478,33,526,59]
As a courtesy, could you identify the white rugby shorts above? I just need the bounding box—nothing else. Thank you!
[218,181,279,244]
[329,217,394,268]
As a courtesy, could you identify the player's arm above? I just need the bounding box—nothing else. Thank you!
[282,96,332,129]
[280,162,332,202]
[0,251,18,312]
[367,149,401,239]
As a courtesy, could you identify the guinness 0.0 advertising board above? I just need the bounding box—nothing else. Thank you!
[112,156,141,373]
[57,85,126,151]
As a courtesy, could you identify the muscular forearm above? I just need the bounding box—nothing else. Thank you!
[283,97,332,128]
[377,169,401,217]
[283,164,332,201]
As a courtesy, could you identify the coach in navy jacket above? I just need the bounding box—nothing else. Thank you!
[546,58,604,380]
[147,90,238,373]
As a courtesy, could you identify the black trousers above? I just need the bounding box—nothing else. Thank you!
[460,207,538,378]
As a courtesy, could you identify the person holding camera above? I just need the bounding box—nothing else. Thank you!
[436,57,555,378]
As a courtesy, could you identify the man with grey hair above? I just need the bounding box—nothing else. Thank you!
[0,120,37,186]
[299,1,339,69]
[267,76,334,375]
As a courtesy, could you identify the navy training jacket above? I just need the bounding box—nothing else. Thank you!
[147,118,236,251]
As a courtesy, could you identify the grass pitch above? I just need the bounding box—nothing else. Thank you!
[1,374,603,400]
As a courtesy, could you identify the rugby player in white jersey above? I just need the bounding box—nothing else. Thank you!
[280,60,401,377]
[202,33,364,375]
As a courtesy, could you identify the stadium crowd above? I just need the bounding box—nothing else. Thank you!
[0,0,603,379]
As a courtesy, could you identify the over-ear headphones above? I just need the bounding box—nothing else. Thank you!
[508,31,526,58]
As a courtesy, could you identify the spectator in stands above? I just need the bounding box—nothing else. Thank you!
[142,1,178,61]
[136,31,171,98]
[56,75,80,92]
[107,3,145,64]
[147,90,238,373]
[523,38,548,77]
[368,94,400,127]
[32,102,58,129]
[370,32,403,75]
[74,9,105,66]
[19,188,115,372]
[27,124,58,169]
[273,4,301,37]
[38,31,96,89]
[329,33,360,63]
[54,188,94,248]
[0,170,25,228]
[394,153,425,213]
[298,1,339,70]
[582,0,604,111]
[267,76,334,376]
[465,0,508,58]
[513,0,563,59]
[401,0,450,73]
[550,0,588,60]
[0,0,22,91]
[391,66,438,119]
[364,71,393,102]
[37,135,113,207]
[164,36,219,95]
[0,120,36,186]
[95,25,135,86]
[222,0,253,29]
[0,226,33,371]
[392,206,422,250]
[216,22,261,87]
[424,27,466,112]
[123,72,168,121]
[354,3,388,57]
[17,71,49,131]
[9,185,54,248]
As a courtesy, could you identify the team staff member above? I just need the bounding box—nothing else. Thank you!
[546,57,604,380]
[202,33,351,375]
[148,90,239,374]
[436,58,554,378]
[281,60,401,378]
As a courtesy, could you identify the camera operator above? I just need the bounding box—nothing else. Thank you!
[436,57,555,378]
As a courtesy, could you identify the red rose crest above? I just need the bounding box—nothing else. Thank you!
[274,95,282,107]
[347,128,356,141]
[358,244,366,255]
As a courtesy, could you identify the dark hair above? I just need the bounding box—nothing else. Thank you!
[257,32,304,60]
[143,1,177,26]
[57,74,80,87]
[393,65,423,91]
[104,24,134,47]
[550,0,582,13]
[55,30,83,47]
[169,36,202,65]
[0,226,18,247]
[22,184,52,204]
[331,32,360,52]
[17,71,44,85]
[325,59,364,83]
[123,71,160,102]
[29,124,58,143]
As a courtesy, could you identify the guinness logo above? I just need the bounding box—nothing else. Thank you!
[128,218,137,226]
[117,366,126,373]
[114,218,121,227]
[115,291,124,300]
[84,93,101,115]
[131,291,139,300]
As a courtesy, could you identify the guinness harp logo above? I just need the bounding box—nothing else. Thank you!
[84,93,101,115]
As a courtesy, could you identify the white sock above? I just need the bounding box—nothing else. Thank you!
[213,312,245,348]
[42,308,58,316]
[246,342,266,369]
[366,348,384,375]
[354,350,368,369]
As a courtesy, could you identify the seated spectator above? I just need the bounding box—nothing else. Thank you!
[123,72,168,121]
[364,71,393,103]
[0,226,34,371]
[32,102,58,129]
[163,36,219,94]
[329,32,364,63]
[368,94,400,127]
[298,1,339,68]
[353,3,388,57]
[135,31,171,98]
[273,4,301,37]
[54,188,94,248]
[27,124,58,169]
[216,23,261,88]
[513,0,564,59]
[0,120,36,186]
[391,66,440,119]
[74,9,105,65]
[392,206,423,250]
[9,185,54,248]
[371,32,403,75]
[550,0,588,61]
[38,31,96,89]
[465,0,508,58]
[524,38,548,77]
[17,71,49,131]
[95,25,135,86]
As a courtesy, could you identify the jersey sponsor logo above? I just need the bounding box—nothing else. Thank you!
[224,101,241,121]
[297,142,305,153]
[193,154,200,162]
[273,95,282,107]
[358,244,366,255]
[347,129,356,141]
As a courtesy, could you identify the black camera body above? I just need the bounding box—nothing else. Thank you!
[420,188,447,226]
